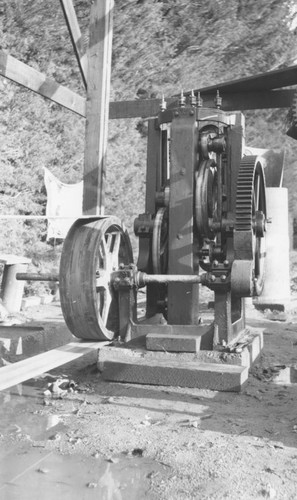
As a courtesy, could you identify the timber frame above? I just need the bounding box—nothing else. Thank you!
[0,0,297,214]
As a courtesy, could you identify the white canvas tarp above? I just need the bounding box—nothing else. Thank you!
[44,167,83,240]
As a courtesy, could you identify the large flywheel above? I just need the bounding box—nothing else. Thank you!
[152,207,169,274]
[195,159,218,243]
[59,216,133,340]
[233,155,267,296]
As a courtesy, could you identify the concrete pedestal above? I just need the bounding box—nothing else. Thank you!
[0,255,31,313]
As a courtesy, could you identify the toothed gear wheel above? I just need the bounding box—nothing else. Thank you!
[286,90,297,139]
[234,155,266,296]
[292,91,297,126]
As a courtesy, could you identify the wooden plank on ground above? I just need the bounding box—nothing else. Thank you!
[0,51,86,116]
[0,341,109,391]
[59,0,88,89]
[83,0,114,215]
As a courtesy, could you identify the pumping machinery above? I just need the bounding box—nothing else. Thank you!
[59,89,268,390]
[60,92,266,348]
[1,0,295,390]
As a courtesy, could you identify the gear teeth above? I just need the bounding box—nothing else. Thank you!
[293,91,297,126]
[235,156,257,231]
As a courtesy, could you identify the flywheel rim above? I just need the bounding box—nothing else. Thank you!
[59,216,133,340]
[195,159,217,243]
[152,207,169,274]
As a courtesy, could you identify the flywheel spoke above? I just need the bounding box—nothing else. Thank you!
[95,272,109,289]
[101,288,112,325]
[110,232,121,270]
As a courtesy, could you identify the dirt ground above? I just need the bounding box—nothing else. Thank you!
[1,283,297,498]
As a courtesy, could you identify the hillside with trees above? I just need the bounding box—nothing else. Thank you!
[0,0,297,295]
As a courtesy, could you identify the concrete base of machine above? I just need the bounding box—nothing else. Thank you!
[253,297,297,314]
[98,327,263,392]
[146,333,202,352]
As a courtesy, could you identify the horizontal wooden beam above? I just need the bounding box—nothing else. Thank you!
[0,52,294,119]
[108,89,294,119]
[109,98,176,119]
[201,89,295,111]
[0,51,86,117]
[190,64,297,95]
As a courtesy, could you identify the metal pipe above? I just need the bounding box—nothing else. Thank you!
[0,215,102,220]
[16,273,59,282]
[137,272,203,286]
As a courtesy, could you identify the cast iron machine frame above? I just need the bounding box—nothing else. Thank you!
[59,91,267,359]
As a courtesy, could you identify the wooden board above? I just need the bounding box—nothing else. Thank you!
[109,90,294,119]
[0,341,109,391]
[0,51,86,117]
[190,64,297,95]
[83,0,114,215]
[59,0,88,88]
[0,53,293,120]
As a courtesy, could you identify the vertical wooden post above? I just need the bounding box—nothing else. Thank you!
[83,0,114,215]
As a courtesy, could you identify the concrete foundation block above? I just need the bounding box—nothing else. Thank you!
[98,326,263,391]
[146,333,201,352]
[40,294,54,305]
[100,356,248,392]
[21,296,41,310]
[0,254,31,313]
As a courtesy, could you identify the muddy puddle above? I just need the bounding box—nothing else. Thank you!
[0,447,163,500]
[0,383,166,499]
[0,382,67,441]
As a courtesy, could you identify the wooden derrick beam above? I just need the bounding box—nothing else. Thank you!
[108,89,295,118]
[189,63,297,96]
[59,0,88,89]
[0,50,85,117]
[83,0,114,215]
[0,49,294,121]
